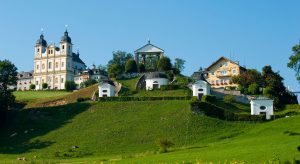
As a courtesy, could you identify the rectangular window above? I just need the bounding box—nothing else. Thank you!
[42,64,45,69]
[48,62,52,69]
[211,72,214,76]
[62,62,64,67]
[225,63,228,67]
[36,81,38,85]
[36,65,39,70]
[103,90,107,93]
[232,69,237,74]
[61,78,64,83]
[62,45,65,49]
[48,50,50,54]
[55,62,58,68]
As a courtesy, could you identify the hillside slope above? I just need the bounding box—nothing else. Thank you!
[0,100,249,162]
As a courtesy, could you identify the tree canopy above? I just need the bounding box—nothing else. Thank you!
[0,59,18,126]
[157,56,172,72]
[233,65,297,107]
[173,58,186,73]
[287,42,300,82]
[125,59,138,73]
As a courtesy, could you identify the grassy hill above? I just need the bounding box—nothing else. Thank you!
[13,84,98,108]
[0,99,299,163]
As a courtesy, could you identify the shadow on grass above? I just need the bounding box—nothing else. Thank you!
[0,102,91,154]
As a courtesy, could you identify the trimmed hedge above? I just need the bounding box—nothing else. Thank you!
[201,95,216,103]
[98,96,191,102]
[160,84,180,91]
[191,101,266,121]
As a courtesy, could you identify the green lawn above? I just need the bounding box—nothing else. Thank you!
[117,76,140,92]
[0,100,299,163]
[13,90,70,102]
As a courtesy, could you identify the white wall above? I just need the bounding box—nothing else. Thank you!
[145,78,169,90]
[192,80,211,96]
[250,99,274,120]
[99,83,115,97]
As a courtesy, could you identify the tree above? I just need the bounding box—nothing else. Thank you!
[173,58,186,73]
[42,83,48,90]
[97,64,107,72]
[287,42,300,82]
[248,83,259,95]
[29,84,35,90]
[232,69,262,89]
[0,59,18,126]
[262,65,298,107]
[125,59,138,73]
[82,79,97,88]
[65,81,77,91]
[108,64,122,78]
[157,56,172,72]
[108,51,133,71]
[139,63,145,72]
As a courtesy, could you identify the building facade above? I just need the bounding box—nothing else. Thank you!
[145,72,169,90]
[17,71,34,90]
[74,67,108,88]
[33,30,86,90]
[205,56,246,88]
[99,80,115,97]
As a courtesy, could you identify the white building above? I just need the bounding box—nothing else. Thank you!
[17,71,34,90]
[74,67,108,88]
[192,80,211,99]
[99,80,115,97]
[145,72,169,90]
[250,97,274,120]
[33,30,86,90]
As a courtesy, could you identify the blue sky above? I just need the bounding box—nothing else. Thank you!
[0,0,300,91]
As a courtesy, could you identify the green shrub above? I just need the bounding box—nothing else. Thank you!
[248,83,259,95]
[65,81,77,91]
[263,86,273,96]
[160,84,180,91]
[29,84,35,90]
[82,79,98,88]
[201,95,216,103]
[156,138,174,153]
[42,83,48,89]
[224,95,235,104]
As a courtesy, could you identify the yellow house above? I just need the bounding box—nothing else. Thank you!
[206,56,246,88]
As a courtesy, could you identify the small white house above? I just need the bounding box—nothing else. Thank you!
[99,80,115,97]
[145,72,169,90]
[250,97,274,120]
[192,80,211,99]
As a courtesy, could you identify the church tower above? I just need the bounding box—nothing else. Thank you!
[35,33,47,58]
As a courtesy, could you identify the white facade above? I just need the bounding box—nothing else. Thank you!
[99,83,115,97]
[33,31,86,90]
[250,98,274,120]
[192,80,211,98]
[145,78,169,90]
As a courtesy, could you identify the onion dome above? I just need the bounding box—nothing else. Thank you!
[36,34,47,47]
[61,30,72,43]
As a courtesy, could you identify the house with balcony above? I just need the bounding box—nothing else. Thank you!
[205,56,246,88]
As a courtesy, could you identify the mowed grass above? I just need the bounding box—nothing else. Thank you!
[13,84,98,108]
[13,90,70,102]
[0,100,251,163]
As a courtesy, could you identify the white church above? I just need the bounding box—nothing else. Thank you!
[33,30,86,90]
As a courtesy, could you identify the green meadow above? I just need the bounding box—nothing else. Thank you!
[0,99,299,163]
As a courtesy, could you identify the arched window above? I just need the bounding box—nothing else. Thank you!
[62,45,65,49]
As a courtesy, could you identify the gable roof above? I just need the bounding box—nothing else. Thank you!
[206,56,246,71]
[134,42,164,53]
[72,53,86,66]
